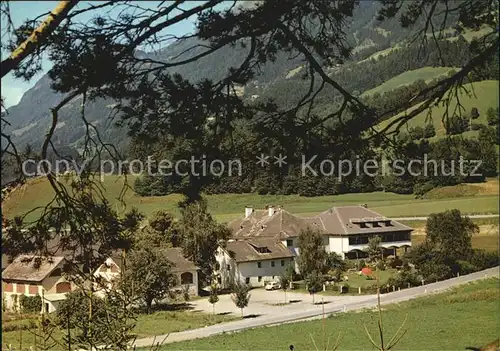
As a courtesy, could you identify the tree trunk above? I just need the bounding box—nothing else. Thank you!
[146,299,153,314]
[212,303,215,316]
[241,308,243,318]
[1,0,78,78]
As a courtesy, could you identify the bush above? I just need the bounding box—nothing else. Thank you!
[19,295,42,314]
[456,260,477,275]
[388,257,403,269]
[376,260,386,271]
[386,269,421,289]
[340,284,349,294]
[445,115,468,135]
[470,123,482,131]
[469,249,499,270]
[486,107,499,126]
[413,182,435,197]
[424,123,436,138]
[420,262,453,282]
[356,259,366,271]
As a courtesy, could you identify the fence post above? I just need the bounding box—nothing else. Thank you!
[392,285,395,292]
[358,287,361,295]
[323,284,326,292]
[343,304,347,312]
[408,283,410,289]
[398,287,401,291]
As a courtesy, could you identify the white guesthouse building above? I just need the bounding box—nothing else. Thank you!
[215,205,412,287]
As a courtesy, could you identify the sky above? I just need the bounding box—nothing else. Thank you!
[1,1,201,108]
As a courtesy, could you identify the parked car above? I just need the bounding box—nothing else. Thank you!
[265,281,281,290]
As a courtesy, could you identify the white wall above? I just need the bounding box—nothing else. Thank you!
[328,236,349,257]
[237,257,295,287]
[215,248,295,288]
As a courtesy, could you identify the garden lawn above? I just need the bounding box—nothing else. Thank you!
[134,310,239,338]
[2,310,238,349]
[156,278,500,350]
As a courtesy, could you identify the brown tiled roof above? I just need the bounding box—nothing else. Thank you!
[110,248,198,273]
[160,248,198,272]
[229,206,412,238]
[2,255,65,282]
[318,206,413,235]
[228,209,326,239]
[224,238,294,263]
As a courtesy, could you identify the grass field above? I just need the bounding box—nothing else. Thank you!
[134,310,238,338]
[362,66,456,97]
[2,309,238,349]
[156,278,500,350]
[377,80,499,140]
[3,176,499,223]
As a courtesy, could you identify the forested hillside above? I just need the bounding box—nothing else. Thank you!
[2,1,498,195]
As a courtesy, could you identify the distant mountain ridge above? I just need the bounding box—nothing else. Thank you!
[2,1,459,154]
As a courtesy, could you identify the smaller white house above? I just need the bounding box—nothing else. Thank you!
[2,255,76,313]
[95,248,200,297]
[215,238,295,288]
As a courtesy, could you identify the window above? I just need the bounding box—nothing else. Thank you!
[245,277,250,284]
[226,264,230,271]
[55,282,71,293]
[271,261,275,267]
[257,262,262,268]
[180,272,194,285]
[281,260,285,266]
[215,262,220,270]
[3,282,13,293]
[286,239,293,247]
[349,236,369,245]
[258,276,262,282]
[16,284,25,294]
[29,284,38,295]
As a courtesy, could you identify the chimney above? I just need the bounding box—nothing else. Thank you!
[268,206,275,217]
[245,206,253,218]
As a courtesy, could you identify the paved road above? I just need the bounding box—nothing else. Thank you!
[392,214,498,221]
[132,267,499,348]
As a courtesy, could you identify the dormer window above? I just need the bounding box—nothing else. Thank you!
[359,222,367,228]
[372,222,381,227]
[249,243,271,254]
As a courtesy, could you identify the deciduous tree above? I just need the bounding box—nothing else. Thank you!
[426,209,478,261]
[297,227,328,277]
[178,200,231,284]
[231,281,251,317]
[124,247,178,313]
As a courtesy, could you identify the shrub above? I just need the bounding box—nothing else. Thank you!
[424,123,436,138]
[356,259,366,271]
[469,249,499,270]
[470,107,480,119]
[486,107,499,126]
[456,260,477,275]
[376,260,386,271]
[470,123,482,131]
[20,295,42,314]
[413,182,435,197]
[386,269,421,289]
